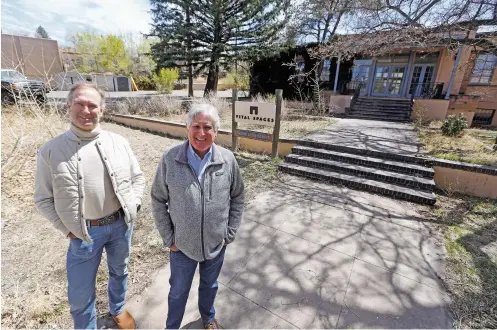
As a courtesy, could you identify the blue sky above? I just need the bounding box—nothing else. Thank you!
[1,0,152,45]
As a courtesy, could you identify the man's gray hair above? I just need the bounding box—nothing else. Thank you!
[67,82,105,107]
[186,104,221,132]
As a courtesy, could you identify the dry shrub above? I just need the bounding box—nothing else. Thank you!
[2,102,69,328]
[192,92,231,118]
[112,95,184,117]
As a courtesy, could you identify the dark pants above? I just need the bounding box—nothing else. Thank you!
[166,247,226,329]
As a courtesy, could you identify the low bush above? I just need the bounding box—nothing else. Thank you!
[152,68,179,94]
[133,75,155,90]
[441,114,467,137]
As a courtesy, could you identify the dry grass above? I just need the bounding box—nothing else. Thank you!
[1,109,177,328]
[114,94,335,139]
[429,193,497,328]
[417,121,497,166]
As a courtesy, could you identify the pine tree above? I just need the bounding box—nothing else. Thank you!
[36,26,49,39]
[149,0,290,96]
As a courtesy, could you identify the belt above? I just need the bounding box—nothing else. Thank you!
[87,208,123,226]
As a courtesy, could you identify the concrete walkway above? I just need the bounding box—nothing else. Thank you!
[305,118,424,156]
[125,175,451,329]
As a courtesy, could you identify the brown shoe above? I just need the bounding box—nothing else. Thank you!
[204,319,219,329]
[112,309,136,329]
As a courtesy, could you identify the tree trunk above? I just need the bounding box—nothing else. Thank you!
[204,0,222,97]
[188,63,194,97]
[186,5,194,97]
[204,58,219,97]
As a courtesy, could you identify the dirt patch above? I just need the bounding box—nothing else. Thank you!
[417,121,497,166]
[1,109,281,328]
[429,193,497,328]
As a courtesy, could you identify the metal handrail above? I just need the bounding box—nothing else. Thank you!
[350,82,363,109]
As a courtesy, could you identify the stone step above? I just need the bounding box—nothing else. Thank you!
[279,162,437,205]
[285,154,436,191]
[298,140,428,165]
[292,145,435,178]
[347,114,410,122]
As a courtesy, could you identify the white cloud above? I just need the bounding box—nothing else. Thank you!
[1,0,152,45]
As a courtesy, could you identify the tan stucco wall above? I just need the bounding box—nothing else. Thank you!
[106,114,296,157]
[435,47,472,96]
[435,49,454,94]
[411,99,449,121]
[434,166,497,199]
[451,46,472,95]
[329,95,351,114]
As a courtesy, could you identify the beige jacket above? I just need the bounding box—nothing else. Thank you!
[34,129,145,242]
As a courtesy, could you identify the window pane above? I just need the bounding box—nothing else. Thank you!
[471,53,496,84]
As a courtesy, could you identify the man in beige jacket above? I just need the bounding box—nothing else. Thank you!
[34,82,145,329]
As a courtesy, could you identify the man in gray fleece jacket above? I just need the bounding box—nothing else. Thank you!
[151,104,244,329]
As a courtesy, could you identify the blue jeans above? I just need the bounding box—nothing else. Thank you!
[66,214,133,329]
[166,246,226,329]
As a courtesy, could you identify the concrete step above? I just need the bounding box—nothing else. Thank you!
[347,114,410,122]
[285,154,436,191]
[279,162,437,205]
[298,140,428,165]
[292,145,434,178]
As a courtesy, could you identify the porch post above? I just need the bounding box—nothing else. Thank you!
[333,55,341,94]
[445,47,463,100]
[401,50,416,97]
[367,58,377,96]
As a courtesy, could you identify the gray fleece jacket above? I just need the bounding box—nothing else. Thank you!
[151,141,245,262]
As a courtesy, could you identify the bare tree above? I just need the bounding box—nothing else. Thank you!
[290,0,353,44]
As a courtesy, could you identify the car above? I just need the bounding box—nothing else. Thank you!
[1,69,47,105]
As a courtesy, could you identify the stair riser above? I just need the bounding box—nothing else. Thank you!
[355,103,411,108]
[357,99,411,103]
[292,148,434,178]
[279,165,436,205]
[349,111,410,118]
[285,157,435,191]
[347,115,410,122]
[356,101,411,105]
[354,102,411,106]
[298,140,428,165]
[350,107,410,113]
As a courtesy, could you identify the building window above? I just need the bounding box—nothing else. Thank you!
[470,53,497,84]
[320,59,331,81]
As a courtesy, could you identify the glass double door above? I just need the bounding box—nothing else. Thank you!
[408,64,435,97]
[372,66,406,96]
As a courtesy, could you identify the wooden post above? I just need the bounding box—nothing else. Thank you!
[272,89,283,158]
[231,88,239,152]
